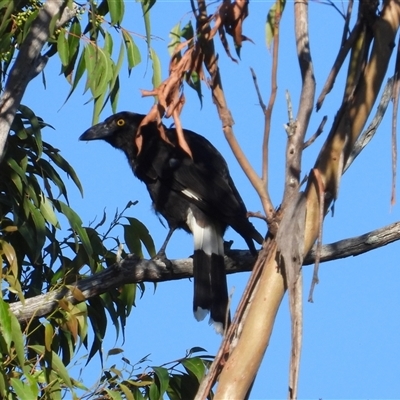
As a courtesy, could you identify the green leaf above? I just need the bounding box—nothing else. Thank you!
[18,104,43,159]
[142,0,156,15]
[123,224,142,257]
[0,1,14,38]
[107,0,125,25]
[181,357,206,383]
[26,199,46,257]
[46,150,83,197]
[65,48,86,103]
[39,194,60,229]
[104,31,113,55]
[151,366,169,400]
[18,221,39,262]
[107,348,124,356]
[150,48,161,90]
[168,22,181,56]
[44,323,53,352]
[74,301,88,344]
[85,227,106,255]
[8,169,23,196]
[149,380,160,400]
[122,30,141,75]
[0,240,18,274]
[85,44,112,99]
[7,158,28,185]
[10,378,38,400]
[92,85,107,124]
[266,0,286,49]
[38,158,69,202]
[187,70,202,107]
[187,346,207,354]
[84,43,97,87]
[10,310,27,373]
[110,75,120,114]
[105,40,125,113]
[57,30,69,66]
[68,18,81,57]
[0,299,12,352]
[181,21,194,41]
[119,383,135,400]
[22,8,39,42]
[105,389,123,400]
[0,366,7,399]
[30,345,73,390]
[100,291,121,340]
[53,200,93,258]
[119,283,136,316]
[141,0,152,51]
[167,374,199,400]
[125,217,156,257]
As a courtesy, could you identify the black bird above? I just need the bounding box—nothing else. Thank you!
[80,111,263,333]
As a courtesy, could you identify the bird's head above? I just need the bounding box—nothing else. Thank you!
[79,112,146,150]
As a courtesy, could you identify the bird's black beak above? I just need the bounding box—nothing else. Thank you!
[79,122,112,141]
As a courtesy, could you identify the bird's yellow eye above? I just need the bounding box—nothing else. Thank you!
[116,119,125,127]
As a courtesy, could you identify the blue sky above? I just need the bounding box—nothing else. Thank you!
[23,1,400,398]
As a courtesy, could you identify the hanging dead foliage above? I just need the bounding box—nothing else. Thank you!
[209,0,253,61]
[139,41,207,158]
[137,0,252,156]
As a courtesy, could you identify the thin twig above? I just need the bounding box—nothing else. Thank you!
[197,0,274,221]
[341,0,354,46]
[391,42,400,206]
[318,0,346,19]
[316,19,362,111]
[250,67,267,111]
[303,115,327,149]
[344,77,394,173]
[250,67,276,219]
[263,0,280,187]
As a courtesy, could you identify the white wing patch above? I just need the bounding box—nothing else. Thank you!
[181,188,201,201]
[186,209,224,256]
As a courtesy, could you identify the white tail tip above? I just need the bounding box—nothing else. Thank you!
[209,318,224,335]
[194,307,209,321]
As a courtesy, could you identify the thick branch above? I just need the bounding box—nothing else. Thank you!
[10,221,400,323]
[281,0,316,210]
[0,0,75,161]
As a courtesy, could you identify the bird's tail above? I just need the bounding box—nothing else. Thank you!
[187,210,229,334]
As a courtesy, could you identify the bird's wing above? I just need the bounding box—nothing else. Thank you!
[167,129,246,219]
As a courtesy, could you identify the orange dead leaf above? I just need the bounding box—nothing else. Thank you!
[139,41,207,158]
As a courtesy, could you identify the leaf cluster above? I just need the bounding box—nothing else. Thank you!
[0,104,161,398]
[0,0,44,83]
[90,347,213,400]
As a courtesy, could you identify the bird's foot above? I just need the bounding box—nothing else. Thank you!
[153,250,173,271]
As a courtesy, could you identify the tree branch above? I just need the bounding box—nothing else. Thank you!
[0,0,77,162]
[10,221,400,323]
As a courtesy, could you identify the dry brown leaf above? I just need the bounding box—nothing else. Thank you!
[226,0,249,47]
[139,41,208,157]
